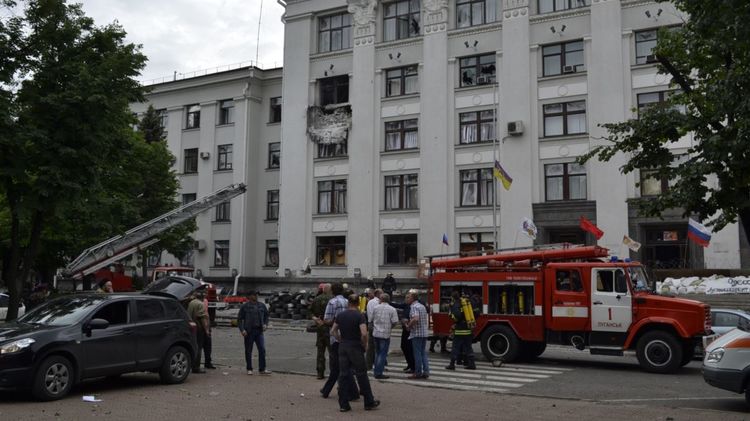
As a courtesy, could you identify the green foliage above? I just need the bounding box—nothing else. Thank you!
[0,0,148,319]
[579,0,750,237]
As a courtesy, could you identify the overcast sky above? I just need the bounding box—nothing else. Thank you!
[78,0,286,83]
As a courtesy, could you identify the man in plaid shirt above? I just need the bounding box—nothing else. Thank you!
[320,283,359,400]
[406,291,430,379]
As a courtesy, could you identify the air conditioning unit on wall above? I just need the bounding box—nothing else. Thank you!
[562,65,575,74]
[194,240,206,251]
[199,151,210,160]
[507,120,524,136]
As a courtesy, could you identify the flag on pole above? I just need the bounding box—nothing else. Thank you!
[622,235,642,252]
[441,233,449,246]
[579,216,604,240]
[493,160,513,191]
[687,218,711,247]
[520,217,537,240]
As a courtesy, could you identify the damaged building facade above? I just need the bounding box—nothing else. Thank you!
[278,0,748,283]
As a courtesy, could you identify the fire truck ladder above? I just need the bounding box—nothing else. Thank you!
[429,244,610,270]
[63,183,247,280]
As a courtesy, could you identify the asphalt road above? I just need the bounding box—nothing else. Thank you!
[1,325,747,420]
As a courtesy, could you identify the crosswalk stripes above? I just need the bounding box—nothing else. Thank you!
[373,357,571,394]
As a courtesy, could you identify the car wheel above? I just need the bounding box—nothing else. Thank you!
[159,346,192,384]
[32,355,74,401]
[480,325,521,363]
[636,331,683,374]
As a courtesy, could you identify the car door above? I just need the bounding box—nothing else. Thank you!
[589,268,631,347]
[80,299,137,378]
[134,298,170,369]
[547,267,590,331]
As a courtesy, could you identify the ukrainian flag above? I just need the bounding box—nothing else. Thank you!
[494,160,513,191]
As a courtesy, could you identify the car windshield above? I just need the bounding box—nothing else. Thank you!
[627,266,651,292]
[17,296,106,326]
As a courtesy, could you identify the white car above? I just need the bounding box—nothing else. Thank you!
[0,293,25,321]
[703,319,750,407]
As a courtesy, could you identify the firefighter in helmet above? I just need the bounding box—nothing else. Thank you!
[445,290,476,370]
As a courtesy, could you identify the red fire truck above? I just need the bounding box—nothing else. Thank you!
[429,245,711,373]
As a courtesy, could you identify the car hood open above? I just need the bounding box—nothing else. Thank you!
[143,276,207,301]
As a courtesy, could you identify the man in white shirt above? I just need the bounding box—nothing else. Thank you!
[371,293,399,379]
[365,289,382,369]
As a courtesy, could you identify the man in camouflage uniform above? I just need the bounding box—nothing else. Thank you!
[310,283,332,379]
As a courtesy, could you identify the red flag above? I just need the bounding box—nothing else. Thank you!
[579,216,604,240]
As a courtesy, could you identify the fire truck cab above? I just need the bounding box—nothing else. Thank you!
[429,245,711,373]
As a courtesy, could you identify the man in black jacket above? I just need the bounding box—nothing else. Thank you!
[237,291,270,375]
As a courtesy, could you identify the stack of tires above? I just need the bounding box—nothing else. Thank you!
[266,290,315,320]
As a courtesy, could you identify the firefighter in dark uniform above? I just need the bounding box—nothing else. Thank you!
[445,291,476,370]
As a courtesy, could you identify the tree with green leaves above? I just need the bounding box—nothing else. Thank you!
[580,0,750,247]
[0,0,146,320]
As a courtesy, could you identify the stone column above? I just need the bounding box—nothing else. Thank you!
[419,0,451,256]
[278,13,313,276]
[347,0,378,277]
[499,0,533,248]
[588,0,629,250]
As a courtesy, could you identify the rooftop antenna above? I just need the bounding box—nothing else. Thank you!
[255,0,264,67]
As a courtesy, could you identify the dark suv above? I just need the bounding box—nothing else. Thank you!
[0,293,198,400]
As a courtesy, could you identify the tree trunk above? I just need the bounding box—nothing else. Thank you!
[739,207,750,258]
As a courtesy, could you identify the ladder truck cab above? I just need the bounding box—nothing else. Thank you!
[429,245,711,373]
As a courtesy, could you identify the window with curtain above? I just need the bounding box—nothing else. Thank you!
[543,101,586,137]
[459,110,495,144]
[383,0,420,41]
[385,119,418,151]
[544,162,587,201]
[385,174,419,210]
[456,0,496,28]
[318,179,347,214]
[386,65,419,97]
[316,236,346,266]
[460,168,494,206]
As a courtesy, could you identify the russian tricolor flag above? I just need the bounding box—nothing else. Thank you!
[687,218,711,248]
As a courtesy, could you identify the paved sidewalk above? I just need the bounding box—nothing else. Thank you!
[0,370,745,421]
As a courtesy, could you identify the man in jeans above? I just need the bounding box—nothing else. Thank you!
[330,295,380,412]
[320,283,359,400]
[237,290,270,375]
[371,293,398,379]
[406,291,430,379]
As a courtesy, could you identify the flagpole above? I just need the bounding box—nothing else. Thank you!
[492,82,498,250]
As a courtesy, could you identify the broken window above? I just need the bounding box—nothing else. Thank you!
[386,65,419,97]
[320,75,349,106]
[307,105,351,158]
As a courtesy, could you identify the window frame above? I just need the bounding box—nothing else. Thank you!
[635,29,658,64]
[459,168,495,207]
[157,109,168,130]
[459,232,494,255]
[267,190,279,220]
[320,75,349,106]
[217,144,233,171]
[215,201,230,222]
[383,0,421,42]
[459,53,496,87]
[316,236,346,266]
[456,0,496,28]
[639,168,669,197]
[544,162,587,201]
[542,40,585,77]
[384,233,418,265]
[384,173,419,210]
[385,65,419,97]
[213,240,230,267]
[538,0,589,14]
[459,109,496,144]
[268,142,280,169]
[181,193,196,206]
[317,179,347,214]
[269,97,282,123]
[183,148,198,174]
[384,119,419,151]
[318,12,352,53]
[219,99,235,125]
[317,141,348,158]
[265,240,279,267]
[543,100,587,137]
[185,104,200,129]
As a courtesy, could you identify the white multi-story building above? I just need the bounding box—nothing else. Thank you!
[278,0,748,283]
[132,66,283,283]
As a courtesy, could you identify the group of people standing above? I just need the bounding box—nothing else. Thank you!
[310,278,434,412]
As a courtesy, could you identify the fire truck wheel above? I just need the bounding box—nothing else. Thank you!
[636,331,683,374]
[480,325,520,363]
